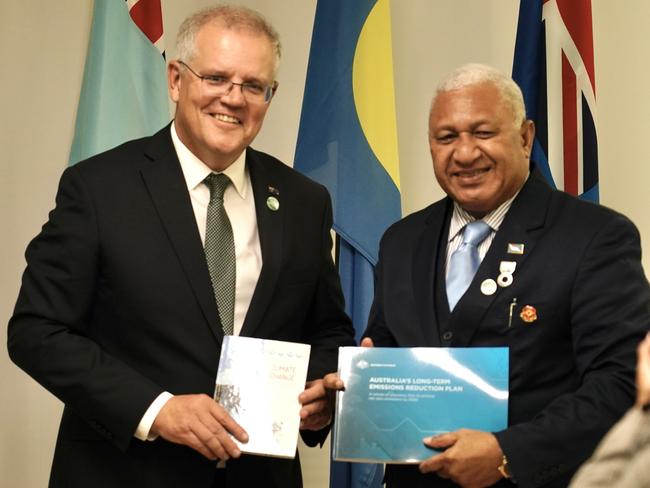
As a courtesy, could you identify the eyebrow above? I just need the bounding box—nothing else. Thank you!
[202,67,271,85]
[433,119,496,131]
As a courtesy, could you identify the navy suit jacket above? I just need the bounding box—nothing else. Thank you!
[365,171,650,488]
[8,125,354,488]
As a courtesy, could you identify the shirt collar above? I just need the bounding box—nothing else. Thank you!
[448,172,529,242]
[170,121,248,199]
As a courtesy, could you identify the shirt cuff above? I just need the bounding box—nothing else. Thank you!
[134,392,174,441]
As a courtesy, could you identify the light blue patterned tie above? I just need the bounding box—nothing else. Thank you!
[204,173,236,335]
[446,220,492,311]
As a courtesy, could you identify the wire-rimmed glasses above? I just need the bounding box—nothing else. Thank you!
[178,60,276,104]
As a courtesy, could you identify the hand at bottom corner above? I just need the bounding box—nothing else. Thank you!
[419,429,505,488]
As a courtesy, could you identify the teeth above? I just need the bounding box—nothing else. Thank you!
[214,113,240,124]
[456,169,488,177]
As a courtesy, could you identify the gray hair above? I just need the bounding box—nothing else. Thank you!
[432,63,527,126]
[175,4,281,77]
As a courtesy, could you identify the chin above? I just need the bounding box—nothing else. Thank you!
[207,139,244,156]
[456,196,493,217]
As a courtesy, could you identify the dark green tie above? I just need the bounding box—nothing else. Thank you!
[204,173,236,336]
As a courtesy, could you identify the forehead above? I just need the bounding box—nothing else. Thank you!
[430,83,513,129]
[192,23,275,74]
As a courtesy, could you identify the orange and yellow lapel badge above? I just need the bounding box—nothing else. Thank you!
[520,305,537,323]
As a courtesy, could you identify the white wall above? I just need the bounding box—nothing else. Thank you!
[2,1,649,486]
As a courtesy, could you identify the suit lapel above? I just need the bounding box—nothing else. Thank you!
[240,149,284,337]
[450,172,551,344]
[413,200,452,345]
[139,127,223,343]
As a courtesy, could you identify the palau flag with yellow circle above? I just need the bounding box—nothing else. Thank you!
[294,1,400,487]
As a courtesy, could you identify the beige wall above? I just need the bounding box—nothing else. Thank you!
[2,1,649,486]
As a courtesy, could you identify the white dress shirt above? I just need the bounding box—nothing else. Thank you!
[172,123,262,335]
[445,174,529,275]
[134,123,262,441]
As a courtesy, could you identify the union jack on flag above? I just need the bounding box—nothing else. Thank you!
[513,0,599,203]
[126,0,165,55]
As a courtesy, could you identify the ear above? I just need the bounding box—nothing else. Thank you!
[168,61,182,103]
[268,81,279,104]
[521,120,535,157]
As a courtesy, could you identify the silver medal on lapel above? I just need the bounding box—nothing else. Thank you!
[497,261,516,287]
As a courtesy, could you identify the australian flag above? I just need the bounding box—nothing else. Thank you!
[513,0,599,203]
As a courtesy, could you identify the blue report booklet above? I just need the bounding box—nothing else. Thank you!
[333,346,509,463]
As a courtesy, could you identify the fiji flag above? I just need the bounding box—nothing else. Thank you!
[69,0,169,166]
[512,0,599,202]
[294,0,401,487]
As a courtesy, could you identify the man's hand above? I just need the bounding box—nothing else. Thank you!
[299,374,345,431]
[419,429,504,488]
[151,394,248,461]
[636,333,650,407]
[298,338,375,430]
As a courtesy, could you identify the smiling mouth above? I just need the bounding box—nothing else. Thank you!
[211,113,241,125]
[453,168,490,179]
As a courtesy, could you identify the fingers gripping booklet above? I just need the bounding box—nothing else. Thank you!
[333,346,509,463]
[214,336,311,458]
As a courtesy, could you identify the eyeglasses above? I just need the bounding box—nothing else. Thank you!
[178,61,276,104]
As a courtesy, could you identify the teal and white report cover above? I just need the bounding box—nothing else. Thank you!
[333,346,509,463]
[215,336,311,458]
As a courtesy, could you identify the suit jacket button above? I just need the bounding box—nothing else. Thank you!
[442,331,453,341]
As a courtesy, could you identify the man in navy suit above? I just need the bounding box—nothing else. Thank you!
[8,5,353,487]
[330,63,649,487]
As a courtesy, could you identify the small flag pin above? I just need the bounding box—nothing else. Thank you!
[507,243,525,255]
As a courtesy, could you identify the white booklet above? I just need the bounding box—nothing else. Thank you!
[214,335,311,458]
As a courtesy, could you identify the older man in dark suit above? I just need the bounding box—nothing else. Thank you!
[8,5,353,488]
[328,63,649,488]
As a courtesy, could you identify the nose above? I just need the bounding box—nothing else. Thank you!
[453,132,481,165]
[220,82,247,106]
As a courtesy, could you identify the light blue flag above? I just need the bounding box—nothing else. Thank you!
[69,0,169,166]
[294,1,401,486]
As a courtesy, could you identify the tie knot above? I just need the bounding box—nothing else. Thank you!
[462,220,491,246]
[205,173,231,201]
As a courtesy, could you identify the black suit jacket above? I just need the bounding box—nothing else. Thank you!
[8,125,354,488]
[364,171,649,488]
